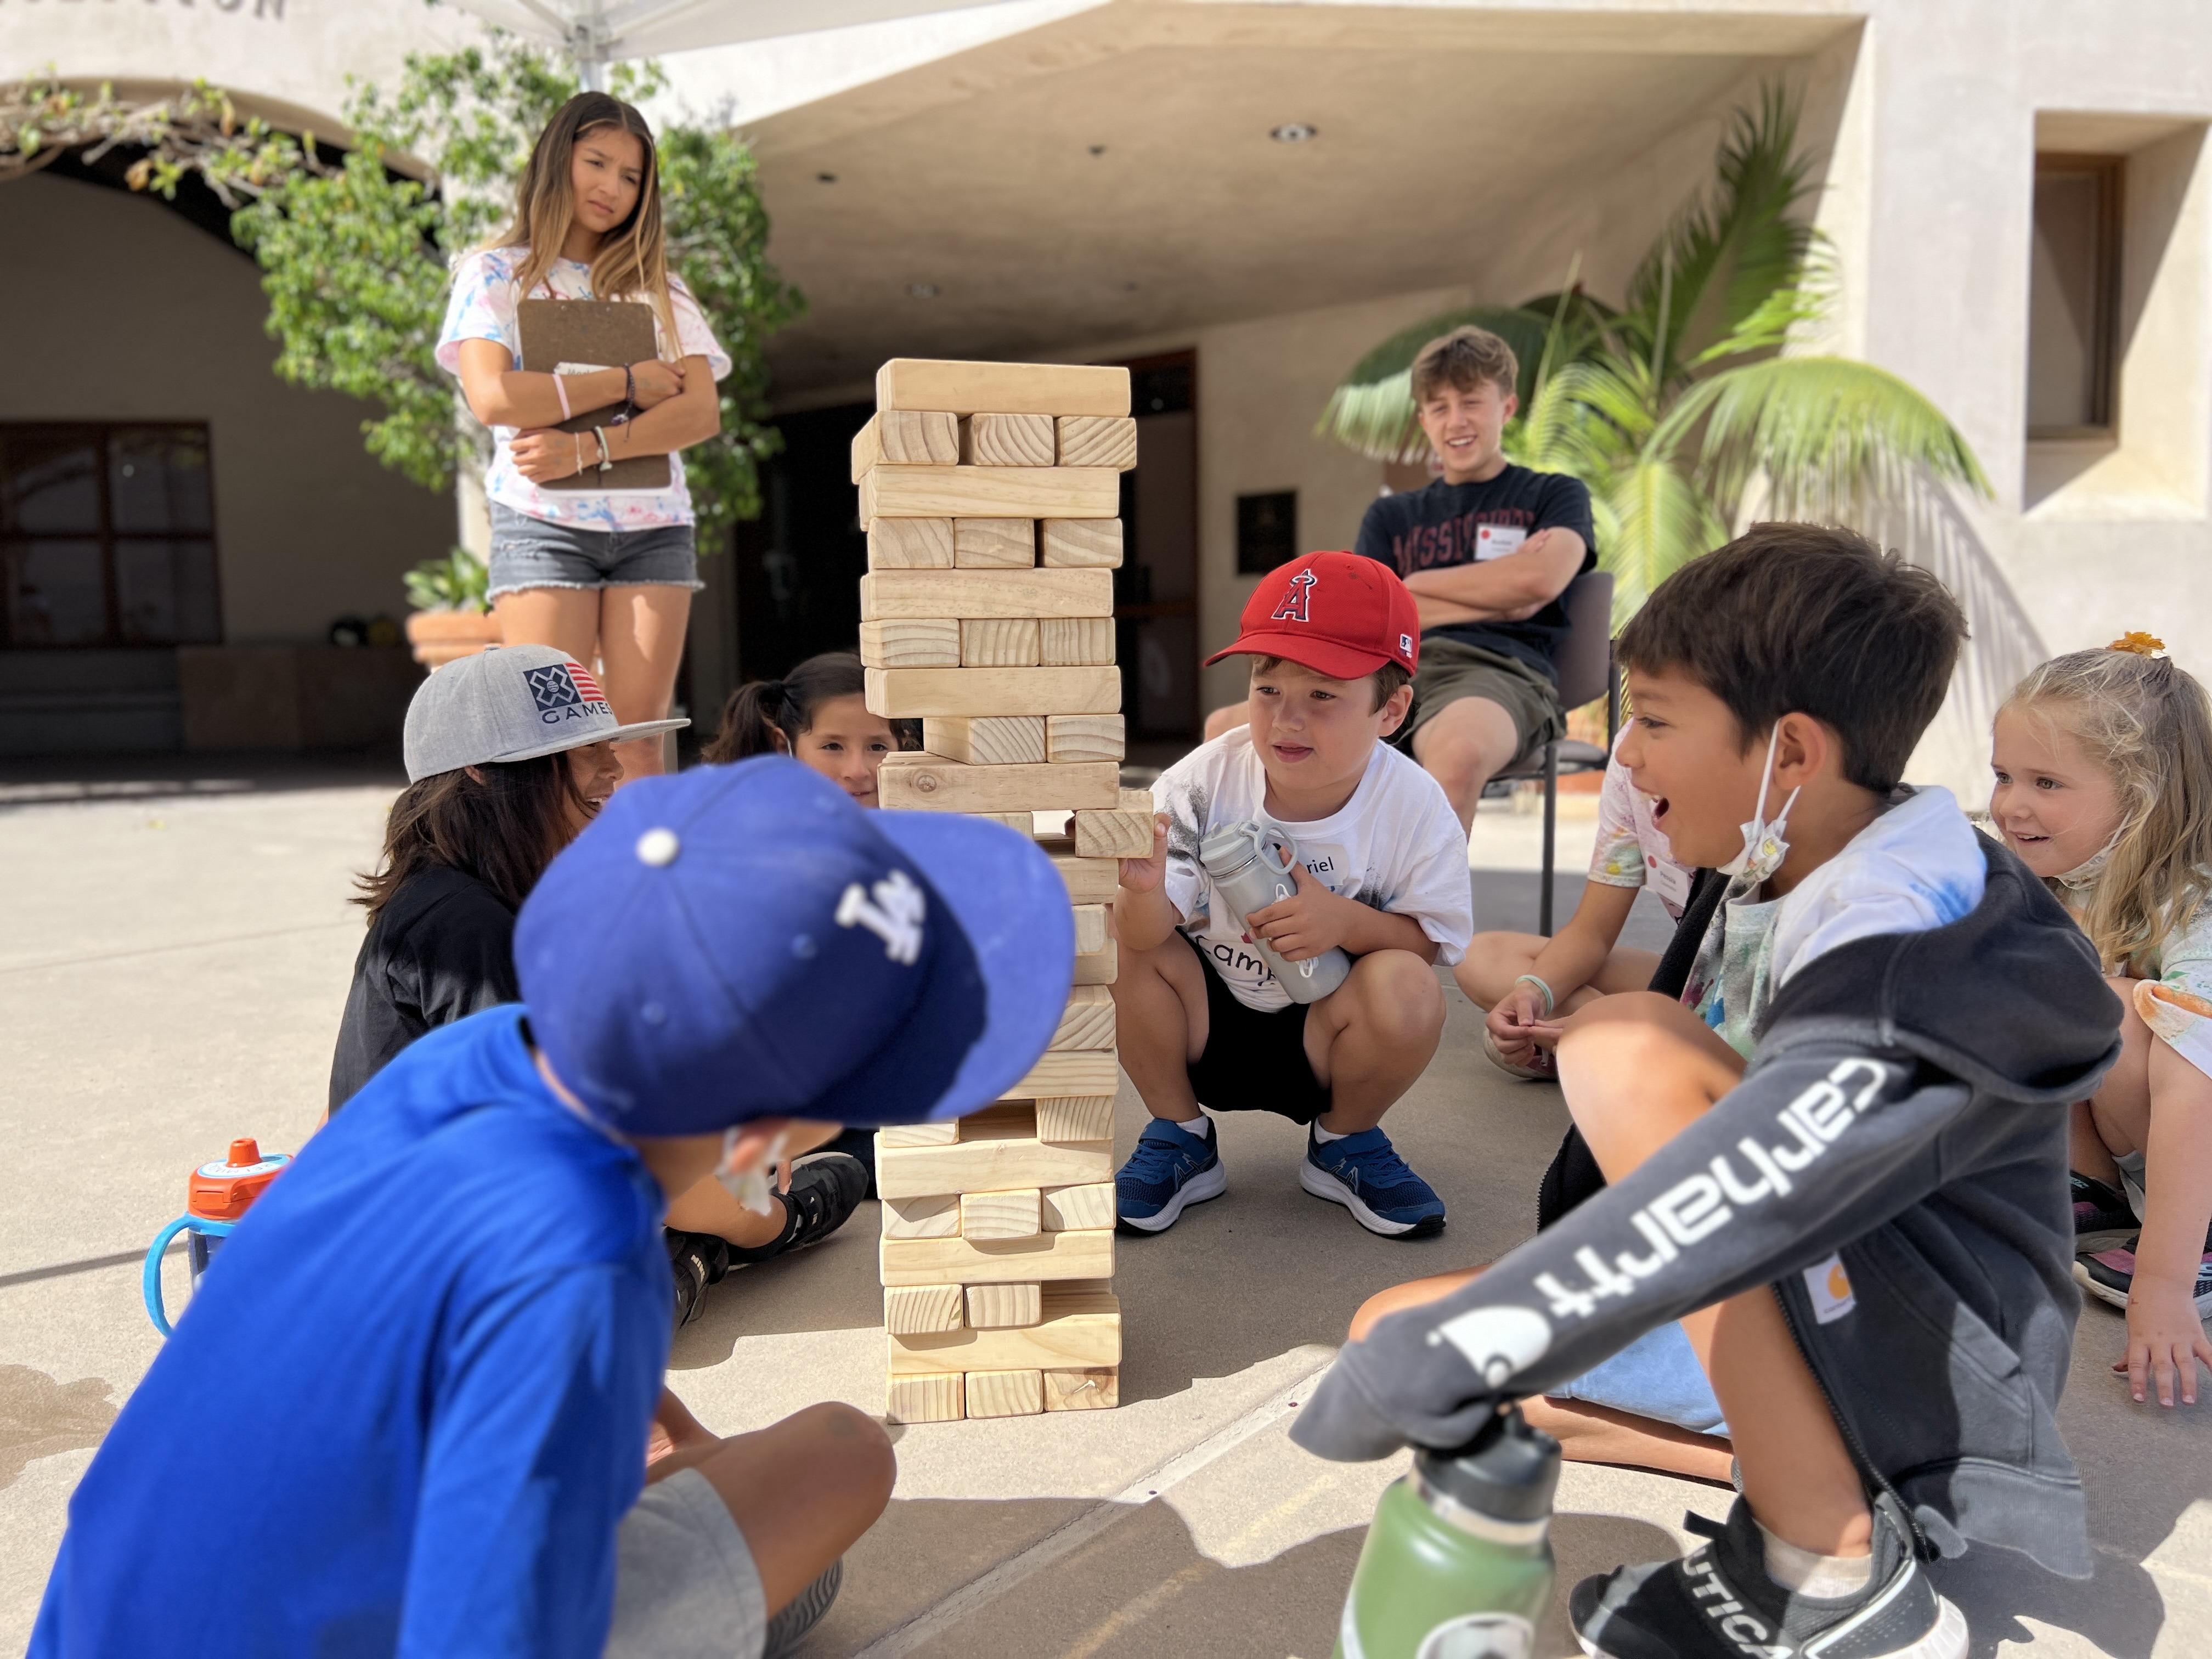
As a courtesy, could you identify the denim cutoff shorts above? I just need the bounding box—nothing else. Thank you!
[488,503,702,599]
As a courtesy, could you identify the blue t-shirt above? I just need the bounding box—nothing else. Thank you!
[33,1008,670,1659]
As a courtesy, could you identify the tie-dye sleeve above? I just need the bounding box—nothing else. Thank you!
[435,250,521,374]
[667,276,732,381]
[2136,907,2212,1079]
[1588,746,1647,890]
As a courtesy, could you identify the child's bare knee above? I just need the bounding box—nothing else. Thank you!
[808,1403,895,1504]
[1352,949,1445,1036]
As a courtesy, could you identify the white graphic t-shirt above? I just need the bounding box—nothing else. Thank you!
[1587,726,1696,919]
[1154,727,1474,1012]
[436,247,732,532]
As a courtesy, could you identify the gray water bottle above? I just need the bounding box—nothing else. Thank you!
[1198,820,1352,1003]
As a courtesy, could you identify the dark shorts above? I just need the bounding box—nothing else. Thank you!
[1183,932,1332,1125]
[1397,636,1565,759]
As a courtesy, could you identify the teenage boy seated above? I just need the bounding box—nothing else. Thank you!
[33,759,1078,1659]
[1114,551,1473,1238]
[1201,326,1594,828]
[1292,526,2121,1659]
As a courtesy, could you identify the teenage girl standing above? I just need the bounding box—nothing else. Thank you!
[438,92,728,782]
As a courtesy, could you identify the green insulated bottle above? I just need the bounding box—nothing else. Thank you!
[1333,1406,1561,1659]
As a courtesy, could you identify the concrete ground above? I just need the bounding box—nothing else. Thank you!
[1,761,2207,1657]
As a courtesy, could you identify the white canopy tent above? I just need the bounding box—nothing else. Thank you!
[442,0,1020,86]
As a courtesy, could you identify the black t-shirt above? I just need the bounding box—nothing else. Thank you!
[328,865,522,1112]
[1352,465,1598,684]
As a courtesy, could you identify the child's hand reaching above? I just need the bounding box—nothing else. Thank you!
[1486,981,1552,1063]
[2115,1279,2212,1407]
[1119,814,1170,894]
[1246,861,1360,962]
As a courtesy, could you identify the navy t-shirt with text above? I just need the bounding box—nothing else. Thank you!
[1353,465,1596,684]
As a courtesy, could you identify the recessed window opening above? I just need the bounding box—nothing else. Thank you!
[2027,154,2123,437]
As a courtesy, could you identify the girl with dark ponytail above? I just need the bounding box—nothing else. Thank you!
[703,651,916,805]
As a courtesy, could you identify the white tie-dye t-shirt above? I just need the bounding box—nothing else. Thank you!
[1588,725,1696,919]
[436,247,731,532]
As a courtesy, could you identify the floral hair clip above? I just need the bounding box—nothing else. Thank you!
[2109,631,2166,657]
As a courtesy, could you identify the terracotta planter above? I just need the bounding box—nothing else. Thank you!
[405,609,503,670]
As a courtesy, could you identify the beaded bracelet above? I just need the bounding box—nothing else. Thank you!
[1513,973,1556,1018]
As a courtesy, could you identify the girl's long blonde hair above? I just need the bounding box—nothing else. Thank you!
[489,92,677,351]
[2005,642,2212,969]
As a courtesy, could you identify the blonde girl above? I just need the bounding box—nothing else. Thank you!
[437,92,729,782]
[1990,634,2212,1408]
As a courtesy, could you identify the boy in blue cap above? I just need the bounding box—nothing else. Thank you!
[33,759,1076,1659]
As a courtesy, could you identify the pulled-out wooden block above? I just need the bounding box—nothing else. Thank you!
[884,1283,964,1335]
[850,410,960,482]
[880,1192,962,1239]
[1052,984,1116,1050]
[965,1368,1045,1419]
[1074,804,1155,859]
[1002,1047,1117,1102]
[1039,617,1115,667]
[1044,1367,1119,1411]
[878,1136,1112,1200]
[868,517,956,569]
[961,413,1056,467]
[880,1227,1115,1285]
[1046,714,1125,764]
[878,359,1130,418]
[859,465,1119,525]
[959,1101,1038,1139]
[878,1121,959,1148]
[1037,1094,1115,1143]
[885,1370,964,1424]
[859,618,960,670]
[1040,519,1122,569]
[866,667,1121,719]
[964,1282,1042,1328]
[960,1187,1042,1240]
[1071,940,1118,986]
[860,568,1112,622]
[953,517,1034,569]
[1056,415,1138,470]
[878,756,1119,814]
[960,618,1041,668]
[924,716,1046,766]
[1051,852,1119,905]
[1071,902,1109,955]
[889,1287,1119,1373]
[1041,1182,1116,1231]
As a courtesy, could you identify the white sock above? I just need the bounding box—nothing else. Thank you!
[1175,1114,1211,1139]
[1312,1120,1347,1144]
[1756,1519,1873,1598]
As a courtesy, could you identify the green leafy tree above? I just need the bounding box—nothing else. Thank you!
[1316,87,1990,623]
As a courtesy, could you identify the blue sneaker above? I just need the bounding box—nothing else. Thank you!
[1300,1125,1445,1237]
[1115,1116,1227,1233]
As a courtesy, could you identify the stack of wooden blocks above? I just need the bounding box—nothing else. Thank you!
[858,358,1157,1424]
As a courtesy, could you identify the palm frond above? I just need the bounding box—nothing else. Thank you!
[1599,455,1730,623]
[1314,303,1555,461]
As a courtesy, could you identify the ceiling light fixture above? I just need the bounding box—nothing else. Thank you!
[1270,122,1317,143]
[907,283,940,299]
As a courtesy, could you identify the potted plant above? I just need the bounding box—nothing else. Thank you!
[403,548,501,670]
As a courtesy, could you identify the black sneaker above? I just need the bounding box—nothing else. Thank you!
[764,1558,842,1657]
[2072,1171,2140,1249]
[724,1152,869,1266]
[666,1228,729,1328]
[1569,1491,1966,1659]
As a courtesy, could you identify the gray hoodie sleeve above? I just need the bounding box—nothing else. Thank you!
[1292,1039,1972,1460]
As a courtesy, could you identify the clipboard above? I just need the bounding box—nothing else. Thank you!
[515,298,674,493]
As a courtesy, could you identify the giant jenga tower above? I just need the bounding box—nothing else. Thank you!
[857,358,1154,1424]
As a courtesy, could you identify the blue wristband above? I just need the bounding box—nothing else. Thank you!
[1513,973,1556,1018]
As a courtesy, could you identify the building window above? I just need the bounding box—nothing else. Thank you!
[1236,491,1297,575]
[0,424,221,648]
[2027,155,2122,436]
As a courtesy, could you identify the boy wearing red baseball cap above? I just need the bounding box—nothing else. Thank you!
[1112,552,1473,1237]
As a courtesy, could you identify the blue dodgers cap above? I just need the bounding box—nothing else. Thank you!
[515,757,1075,1135]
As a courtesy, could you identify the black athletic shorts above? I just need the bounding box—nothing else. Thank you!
[1183,931,1333,1125]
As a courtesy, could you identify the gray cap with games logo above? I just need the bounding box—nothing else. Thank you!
[402,644,689,782]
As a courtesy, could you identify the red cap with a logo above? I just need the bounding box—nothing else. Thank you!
[1205,551,1421,680]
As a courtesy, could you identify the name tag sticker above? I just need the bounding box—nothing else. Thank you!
[1804,1254,1857,1323]
[1645,855,1694,913]
[1472,524,1528,561]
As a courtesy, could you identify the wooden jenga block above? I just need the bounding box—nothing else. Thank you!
[964,1283,1042,1328]
[1052,984,1115,1050]
[960,1188,1042,1240]
[850,410,960,482]
[878,756,1119,814]
[953,517,1035,568]
[1037,1094,1115,1143]
[879,1122,959,1148]
[881,1228,1115,1285]
[881,1192,961,1239]
[868,517,956,569]
[1072,940,1118,985]
[1002,1048,1117,1102]
[960,618,1041,668]
[860,568,1112,622]
[885,1370,964,1424]
[866,667,1120,718]
[1040,617,1116,667]
[1051,852,1120,904]
[1056,415,1138,469]
[877,359,1130,417]
[1040,519,1123,568]
[1074,805,1154,859]
[859,618,960,669]
[885,1283,965,1335]
[1044,1367,1119,1411]
[889,1287,1119,1373]
[859,465,1119,525]
[959,1101,1038,1139]
[877,1136,1112,1199]
[961,413,1056,467]
[1071,903,1109,955]
[1046,714,1125,764]
[923,716,1046,766]
[1041,1182,1116,1231]
[966,1369,1046,1418]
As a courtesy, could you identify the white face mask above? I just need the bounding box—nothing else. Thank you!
[1718,725,1803,886]
[714,1125,789,1217]
[2056,826,2123,891]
